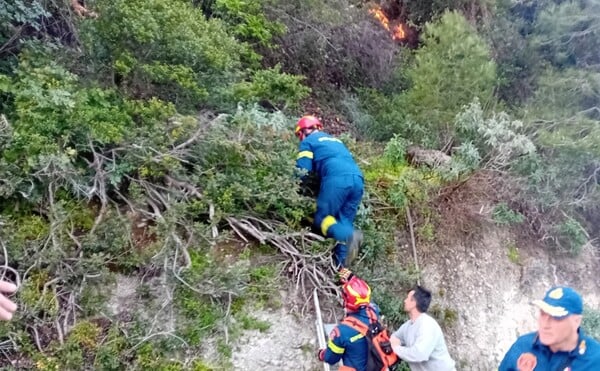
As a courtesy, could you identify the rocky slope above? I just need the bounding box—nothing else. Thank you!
[231,209,599,370]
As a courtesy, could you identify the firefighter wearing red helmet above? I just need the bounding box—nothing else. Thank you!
[294,115,364,270]
[317,276,381,371]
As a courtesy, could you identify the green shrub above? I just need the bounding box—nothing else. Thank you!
[0,1,49,72]
[402,11,497,147]
[197,106,312,223]
[454,98,535,171]
[506,242,521,265]
[93,325,128,370]
[214,0,286,47]
[383,135,410,166]
[0,57,133,164]
[583,306,600,341]
[347,89,423,142]
[492,203,525,226]
[176,290,222,345]
[233,65,310,110]
[556,217,588,255]
[247,264,280,307]
[134,342,185,370]
[83,0,247,110]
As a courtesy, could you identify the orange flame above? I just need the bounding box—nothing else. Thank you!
[392,24,405,40]
[369,8,391,31]
[369,6,406,41]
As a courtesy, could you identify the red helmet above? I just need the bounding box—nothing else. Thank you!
[295,115,323,140]
[342,276,371,312]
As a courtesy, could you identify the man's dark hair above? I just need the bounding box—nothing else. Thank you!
[412,286,432,313]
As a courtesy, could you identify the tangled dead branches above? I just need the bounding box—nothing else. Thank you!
[225,216,339,312]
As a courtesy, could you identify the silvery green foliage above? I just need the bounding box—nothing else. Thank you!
[442,141,481,180]
[582,306,600,341]
[233,103,291,131]
[455,98,536,169]
[0,0,49,33]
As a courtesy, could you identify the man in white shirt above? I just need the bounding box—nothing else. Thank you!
[390,286,456,371]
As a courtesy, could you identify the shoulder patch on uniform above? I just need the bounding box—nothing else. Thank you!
[516,352,537,371]
[329,327,340,340]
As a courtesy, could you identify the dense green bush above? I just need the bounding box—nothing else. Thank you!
[532,0,600,68]
[402,11,497,147]
[82,0,246,110]
[195,106,312,224]
[0,0,49,73]
[214,0,286,47]
[345,89,426,143]
[583,306,600,341]
[233,65,311,110]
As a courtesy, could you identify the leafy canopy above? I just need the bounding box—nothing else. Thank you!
[82,0,246,110]
[403,10,497,146]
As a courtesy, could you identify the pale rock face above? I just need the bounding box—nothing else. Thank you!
[417,230,600,370]
[231,307,317,371]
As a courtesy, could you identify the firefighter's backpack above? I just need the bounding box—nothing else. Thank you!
[341,306,400,371]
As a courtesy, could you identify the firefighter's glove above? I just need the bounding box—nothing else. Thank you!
[316,348,325,361]
[336,268,354,285]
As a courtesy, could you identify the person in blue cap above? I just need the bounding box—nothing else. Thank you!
[294,115,364,275]
[499,286,600,370]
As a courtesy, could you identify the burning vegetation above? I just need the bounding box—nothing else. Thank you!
[368,5,407,41]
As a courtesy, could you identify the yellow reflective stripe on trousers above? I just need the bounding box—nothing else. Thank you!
[349,333,364,343]
[327,339,345,354]
[297,150,314,160]
[321,215,337,236]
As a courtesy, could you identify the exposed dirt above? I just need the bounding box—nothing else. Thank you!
[300,96,351,136]
[421,230,600,370]
[230,303,318,371]
[415,173,600,370]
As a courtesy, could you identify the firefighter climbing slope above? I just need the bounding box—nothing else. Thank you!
[295,115,364,271]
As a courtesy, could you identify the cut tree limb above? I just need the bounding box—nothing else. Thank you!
[407,145,451,168]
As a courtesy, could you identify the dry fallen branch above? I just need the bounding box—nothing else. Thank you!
[407,145,451,168]
[225,216,339,312]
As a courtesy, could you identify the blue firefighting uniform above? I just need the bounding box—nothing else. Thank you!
[498,330,600,370]
[296,131,364,267]
[323,305,380,371]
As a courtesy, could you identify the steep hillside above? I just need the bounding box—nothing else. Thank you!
[2,1,600,369]
[229,173,600,371]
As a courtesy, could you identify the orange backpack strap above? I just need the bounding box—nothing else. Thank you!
[341,316,369,335]
[366,306,379,323]
[342,306,380,334]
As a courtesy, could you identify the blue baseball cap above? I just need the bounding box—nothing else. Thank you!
[532,286,583,319]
